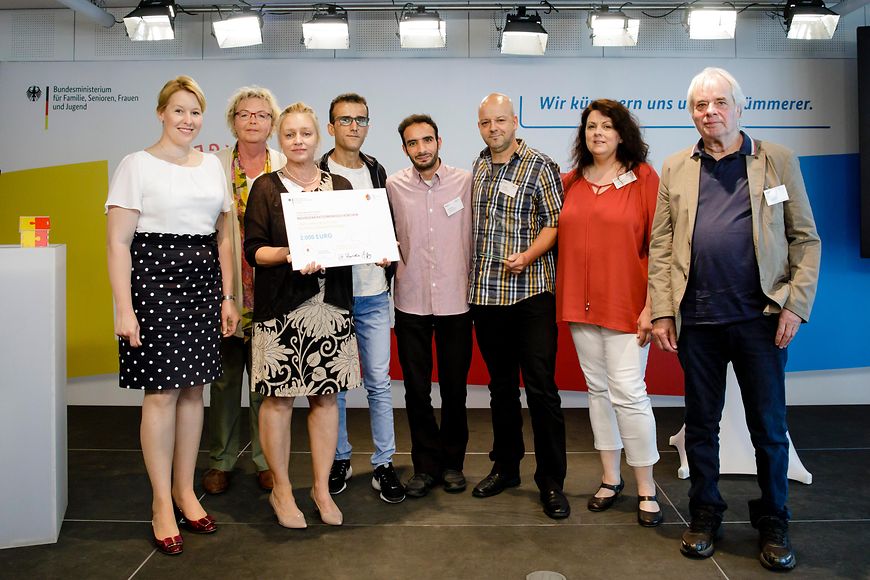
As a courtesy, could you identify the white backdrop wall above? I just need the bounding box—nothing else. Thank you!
[0,57,858,176]
[2,8,869,405]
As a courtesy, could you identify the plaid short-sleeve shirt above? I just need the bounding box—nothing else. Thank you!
[468,139,563,306]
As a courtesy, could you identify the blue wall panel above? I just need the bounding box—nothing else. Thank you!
[788,153,870,371]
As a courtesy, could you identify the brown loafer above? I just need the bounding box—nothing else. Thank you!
[202,469,229,495]
[258,469,274,491]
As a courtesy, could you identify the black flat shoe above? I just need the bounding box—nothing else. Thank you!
[405,473,435,498]
[587,478,624,512]
[637,495,663,527]
[541,489,571,520]
[441,469,467,494]
[472,472,521,498]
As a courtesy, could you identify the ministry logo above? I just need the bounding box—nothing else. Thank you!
[27,85,42,102]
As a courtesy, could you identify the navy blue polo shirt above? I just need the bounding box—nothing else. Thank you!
[681,132,766,325]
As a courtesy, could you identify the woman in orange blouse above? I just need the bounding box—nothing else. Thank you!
[556,99,662,527]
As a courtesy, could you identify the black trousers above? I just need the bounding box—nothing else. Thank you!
[394,309,473,476]
[678,316,790,521]
[471,292,567,492]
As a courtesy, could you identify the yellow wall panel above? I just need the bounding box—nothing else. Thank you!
[0,161,116,378]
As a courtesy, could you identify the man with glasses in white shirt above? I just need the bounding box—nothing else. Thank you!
[318,93,405,504]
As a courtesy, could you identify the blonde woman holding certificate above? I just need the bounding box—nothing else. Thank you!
[243,102,358,529]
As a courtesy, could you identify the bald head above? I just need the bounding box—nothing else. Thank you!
[478,92,519,160]
[479,93,515,116]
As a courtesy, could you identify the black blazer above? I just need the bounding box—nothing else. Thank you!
[243,170,354,322]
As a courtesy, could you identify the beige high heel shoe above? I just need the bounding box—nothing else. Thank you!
[269,492,307,529]
[310,491,343,526]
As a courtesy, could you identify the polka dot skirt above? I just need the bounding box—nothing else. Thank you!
[118,231,222,390]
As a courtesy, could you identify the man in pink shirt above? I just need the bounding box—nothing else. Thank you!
[386,114,474,498]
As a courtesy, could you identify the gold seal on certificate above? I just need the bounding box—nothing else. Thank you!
[281,188,400,270]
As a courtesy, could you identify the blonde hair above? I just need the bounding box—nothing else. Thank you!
[277,102,321,148]
[156,75,206,113]
[225,85,281,139]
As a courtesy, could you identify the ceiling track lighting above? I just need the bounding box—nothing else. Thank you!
[588,5,639,47]
[500,6,549,56]
[213,8,264,48]
[123,0,177,41]
[302,4,350,49]
[684,7,737,39]
[399,4,447,48]
[784,0,840,39]
[76,2,841,48]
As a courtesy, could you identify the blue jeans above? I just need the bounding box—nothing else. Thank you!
[336,291,396,466]
[678,315,790,521]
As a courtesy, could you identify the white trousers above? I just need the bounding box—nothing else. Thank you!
[569,323,660,467]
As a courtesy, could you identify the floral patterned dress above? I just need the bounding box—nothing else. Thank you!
[250,173,361,397]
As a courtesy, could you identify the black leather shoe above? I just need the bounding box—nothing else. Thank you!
[756,516,796,571]
[680,509,723,559]
[441,469,467,494]
[587,478,624,512]
[405,473,435,498]
[637,495,663,527]
[472,472,521,498]
[541,489,571,519]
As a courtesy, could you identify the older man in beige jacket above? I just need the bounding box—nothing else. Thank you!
[648,68,820,572]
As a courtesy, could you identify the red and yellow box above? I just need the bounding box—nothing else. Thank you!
[19,215,51,247]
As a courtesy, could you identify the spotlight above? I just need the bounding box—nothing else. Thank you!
[213,11,263,48]
[685,8,737,40]
[785,0,840,40]
[501,6,548,56]
[303,4,349,50]
[399,5,446,48]
[588,6,639,47]
[123,0,177,41]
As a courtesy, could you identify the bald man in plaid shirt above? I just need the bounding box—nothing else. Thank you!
[468,93,569,520]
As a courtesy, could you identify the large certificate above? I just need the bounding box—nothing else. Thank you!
[281,188,399,270]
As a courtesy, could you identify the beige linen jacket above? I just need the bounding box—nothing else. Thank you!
[215,145,286,338]
[648,139,821,334]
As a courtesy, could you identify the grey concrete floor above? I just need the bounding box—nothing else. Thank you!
[0,404,867,579]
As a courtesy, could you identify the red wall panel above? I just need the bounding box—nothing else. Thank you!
[387,322,684,396]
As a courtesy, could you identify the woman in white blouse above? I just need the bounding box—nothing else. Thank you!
[105,76,239,556]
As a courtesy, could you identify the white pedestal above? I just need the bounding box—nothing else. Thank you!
[669,363,812,484]
[0,245,67,548]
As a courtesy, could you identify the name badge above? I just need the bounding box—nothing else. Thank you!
[498,180,519,198]
[443,196,464,216]
[613,170,637,189]
[763,184,789,206]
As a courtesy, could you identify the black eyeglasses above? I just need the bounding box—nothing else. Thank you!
[335,116,370,127]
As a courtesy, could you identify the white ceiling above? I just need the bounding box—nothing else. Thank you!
[0,1,318,8]
[0,0,862,14]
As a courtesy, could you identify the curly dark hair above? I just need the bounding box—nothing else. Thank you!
[397,113,439,144]
[569,99,648,183]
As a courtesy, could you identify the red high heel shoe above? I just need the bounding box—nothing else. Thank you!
[174,504,217,534]
[152,522,183,555]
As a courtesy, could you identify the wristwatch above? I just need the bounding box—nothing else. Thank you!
[221,294,235,301]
